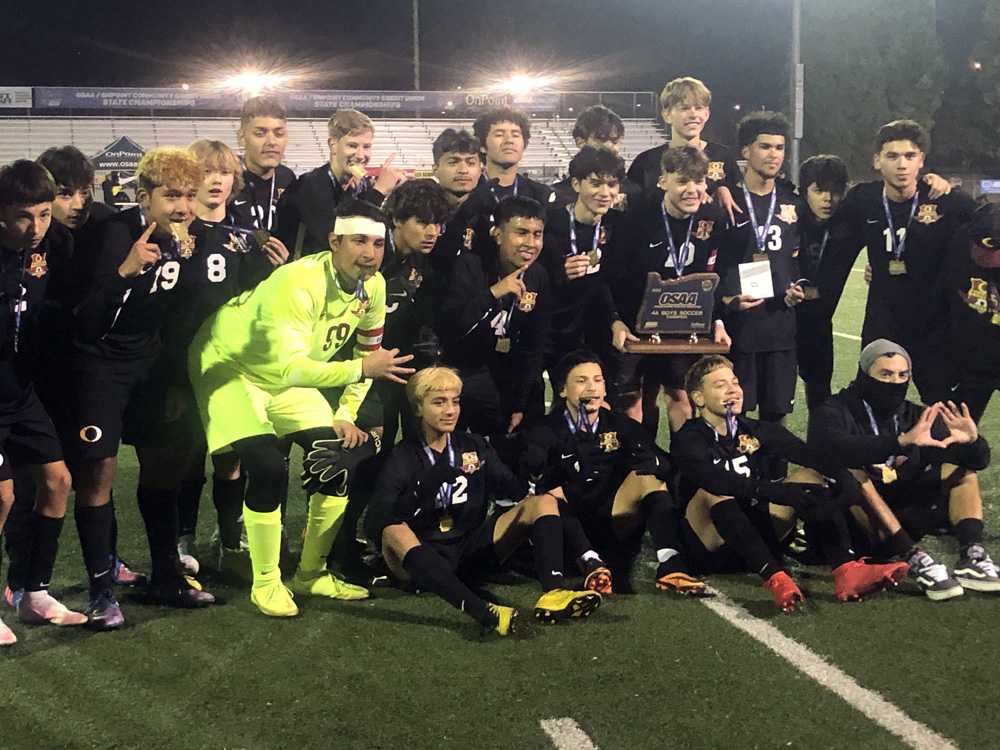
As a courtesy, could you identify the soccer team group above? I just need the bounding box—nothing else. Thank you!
[1,75,999,644]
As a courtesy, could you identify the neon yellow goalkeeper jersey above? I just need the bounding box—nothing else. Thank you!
[194,251,385,413]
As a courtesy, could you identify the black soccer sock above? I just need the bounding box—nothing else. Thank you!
[176,478,205,538]
[642,491,688,576]
[279,455,290,523]
[954,518,984,552]
[402,544,492,625]
[560,511,599,570]
[709,499,782,580]
[885,528,918,559]
[804,517,854,570]
[136,486,182,582]
[75,503,115,596]
[108,491,119,560]
[531,515,566,591]
[4,489,34,591]
[24,513,64,592]
[212,476,245,550]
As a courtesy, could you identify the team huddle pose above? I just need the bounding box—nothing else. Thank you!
[0,75,998,645]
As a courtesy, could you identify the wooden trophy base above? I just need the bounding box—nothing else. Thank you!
[625,334,731,354]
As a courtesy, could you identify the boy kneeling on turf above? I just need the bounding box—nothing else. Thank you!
[522,351,706,596]
[365,366,600,636]
[672,355,909,612]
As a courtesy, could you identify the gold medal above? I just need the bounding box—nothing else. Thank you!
[888,259,907,276]
[253,229,271,248]
[439,513,454,533]
[879,465,898,484]
[495,337,511,353]
[801,285,820,301]
[587,249,601,266]
[753,252,768,262]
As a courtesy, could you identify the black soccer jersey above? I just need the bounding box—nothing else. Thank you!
[715,182,801,353]
[274,164,385,257]
[808,381,990,485]
[525,406,662,517]
[437,253,550,412]
[627,141,741,199]
[230,164,297,232]
[368,431,526,543]
[832,180,976,345]
[380,242,437,356]
[673,415,826,504]
[538,205,624,352]
[944,209,1000,376]
[73,207,196,361]
[0,224,73,405]
[611,201,724,330]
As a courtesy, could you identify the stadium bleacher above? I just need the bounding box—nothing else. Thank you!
[0,117,667,176]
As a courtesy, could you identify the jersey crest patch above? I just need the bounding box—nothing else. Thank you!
[224,231,251,254]
[965,278,989,315]
[28,253,48,278]
[407,265,424,288]
[737,434,760,455]
[598,225,609,245]
[706,161,726,181]
[694,220,714,241]
[463,227,476,250]
[916,204,941,224]
[598,432,620,453]
[778,204,798,224]
[614,192,629,211]
[518,291,538,312]
[461,452,481,474]
[351,299,370,316]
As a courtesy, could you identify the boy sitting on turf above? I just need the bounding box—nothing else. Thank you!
[672,355,909,612]
[521,350,707,596]
[808,339,998,600]
[365,366,601,636]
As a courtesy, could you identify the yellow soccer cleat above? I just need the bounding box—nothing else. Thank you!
[655,572,713,597]
[485,603,518,637]
[289,570,370,601]
[250,582,299,618]
[533,589,602,624]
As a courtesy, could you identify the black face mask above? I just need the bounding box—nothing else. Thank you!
[856,369,908,416]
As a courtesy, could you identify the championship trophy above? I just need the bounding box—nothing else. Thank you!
[624,272,730,354]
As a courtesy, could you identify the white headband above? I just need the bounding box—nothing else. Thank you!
[333,216,385,238]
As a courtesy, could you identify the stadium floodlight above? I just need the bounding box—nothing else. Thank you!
[971,60,984,71]
[218,69,294,96]
[499,73,558,95]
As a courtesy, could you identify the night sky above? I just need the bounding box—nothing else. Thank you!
[0,0,980,136]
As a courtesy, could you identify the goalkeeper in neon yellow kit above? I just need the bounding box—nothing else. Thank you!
[189,199,415,617]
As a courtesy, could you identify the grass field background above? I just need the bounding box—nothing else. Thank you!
[3,264,998,750]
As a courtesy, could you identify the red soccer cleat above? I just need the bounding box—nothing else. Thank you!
[833,558,909,602]
[764,571,804,613]
[583,565,613,596]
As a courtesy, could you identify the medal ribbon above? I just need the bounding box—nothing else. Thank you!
[661,204,695,277]
[741,183,777,254]
[881,188,919,261]
[489,174,520,203]
[862,400,899,469]
[355,279,369,305]
[564,403,599,435]
[566,206,602,258]
[422,434,455,509]
[724,403,738,440]
[814,229,830,270]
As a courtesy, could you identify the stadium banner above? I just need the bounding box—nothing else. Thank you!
[32,87,561,113]
[34,87,236,110]
[0,87,32,108]
[91,136,145,171]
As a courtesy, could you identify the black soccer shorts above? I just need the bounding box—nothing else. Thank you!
[63,352,156,462]
[0,388,65,480]
[731,349,797,415]
[424,513,503,577]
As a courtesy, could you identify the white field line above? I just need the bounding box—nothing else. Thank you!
[699,586,959,750]
[540,718,599,750]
